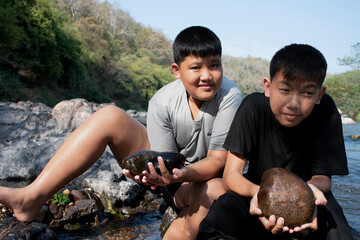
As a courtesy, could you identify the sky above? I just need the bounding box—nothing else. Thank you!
[108,0,360,74]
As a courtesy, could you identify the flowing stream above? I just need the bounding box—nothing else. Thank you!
[332,123,360,239]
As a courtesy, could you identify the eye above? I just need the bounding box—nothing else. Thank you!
[210,64,220,69]
[303,91,315,96]
[279,88,290,93]
[191,66,200,70]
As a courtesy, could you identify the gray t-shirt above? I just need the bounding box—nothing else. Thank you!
[147,76,243,165]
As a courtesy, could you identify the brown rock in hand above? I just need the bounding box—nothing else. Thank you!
[120,150,186,176]
[258,168,315,228]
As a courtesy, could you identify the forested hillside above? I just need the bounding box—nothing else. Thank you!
[0,0,174,109]
[223,55,269,95]
[0,0,358,119]
[325,70,360,121]
[0,0,274,110]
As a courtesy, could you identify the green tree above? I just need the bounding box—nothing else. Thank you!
[337,43,360,70]
[325,70,360,120]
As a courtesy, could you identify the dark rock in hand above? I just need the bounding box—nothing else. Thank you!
[258,168,315,228]
[120,150,185,176]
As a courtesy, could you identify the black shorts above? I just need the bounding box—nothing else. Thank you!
[162,182,182,214]
[196,191,354,240]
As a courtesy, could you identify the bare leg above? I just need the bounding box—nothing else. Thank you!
[163,178,226,240]
[0,106,149,222]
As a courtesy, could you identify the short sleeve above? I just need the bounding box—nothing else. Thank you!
[223,94,260,158]
[209,82,243,150]
[147,96,178,152]
[310,94,349,176]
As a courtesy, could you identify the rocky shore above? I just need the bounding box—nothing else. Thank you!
[0,99,357,239]
[0,99,165,239]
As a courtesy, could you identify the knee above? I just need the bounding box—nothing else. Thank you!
[191,179,226,209]
[94,105,129,126]
[205,178,226,201]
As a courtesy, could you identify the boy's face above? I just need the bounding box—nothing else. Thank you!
[171,55,223,106]
[263,72,326,127]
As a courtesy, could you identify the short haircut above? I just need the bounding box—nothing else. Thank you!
[173,26,222,65]
[270,44,327,86]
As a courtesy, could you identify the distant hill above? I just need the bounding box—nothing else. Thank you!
[222,55,269,95]
[0,0,357,117]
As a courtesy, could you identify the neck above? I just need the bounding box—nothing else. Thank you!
[188,95,203,120]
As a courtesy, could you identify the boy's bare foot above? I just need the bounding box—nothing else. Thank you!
[0,186,45,222]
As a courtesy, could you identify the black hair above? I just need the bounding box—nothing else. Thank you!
[270,44,327,86]
[173,26,222,65]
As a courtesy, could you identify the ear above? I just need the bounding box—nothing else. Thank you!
[171,63,181,79]
[263,77,271,97]
[316,86,327,104]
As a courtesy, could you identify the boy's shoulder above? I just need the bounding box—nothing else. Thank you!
[221,76,239,88]
[219,76,243,96]
[241,92,268,109]
[308,93,339,123]
[243,92,266,101]
[149,79,185,105]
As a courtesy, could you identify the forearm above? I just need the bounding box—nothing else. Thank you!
[224,170,259,197]
[307,175,331,193]
[223,151,258,197]
[181,155,225,182]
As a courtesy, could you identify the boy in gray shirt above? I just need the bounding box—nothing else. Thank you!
[126,26,243,239]
[0,26,243,240]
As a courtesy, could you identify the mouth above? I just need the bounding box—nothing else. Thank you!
[284,114,299,121]
[199,84,214,90]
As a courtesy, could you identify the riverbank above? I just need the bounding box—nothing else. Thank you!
[0,100,359,239]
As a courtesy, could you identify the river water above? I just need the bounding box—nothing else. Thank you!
[57,123,360,239]
[332,123,360,238]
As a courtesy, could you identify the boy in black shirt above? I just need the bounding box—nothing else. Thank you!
[196,44,353,239]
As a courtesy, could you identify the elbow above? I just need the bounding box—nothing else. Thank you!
[223,174,231,191]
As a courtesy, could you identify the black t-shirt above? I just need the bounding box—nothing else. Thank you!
[224,93,349,185]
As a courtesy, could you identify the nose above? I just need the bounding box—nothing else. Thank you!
[200,68,212,81]
[287,94,300,110]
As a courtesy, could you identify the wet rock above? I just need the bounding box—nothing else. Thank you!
[160,206,177,238]
[121,150,186,176]
[0,216,57,240]
[49,203,58,214]
[122,207,142,215]
[83,188,104,212]
[36,205,49,223]
[0,204,12,220]
[350,134,360,140]
[61,199,97,221]
[55,205,65,219]
[144,190,158,203]
[258,168,315,228]
[83,169,145,207]
[71,189,87,201]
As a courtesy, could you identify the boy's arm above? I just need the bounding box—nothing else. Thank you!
[222,151,304,235]
[307,175,331,193]
[307,175,330,206]
[143,148,228,186]
[223,151,259,197]
[173,148,227,182]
